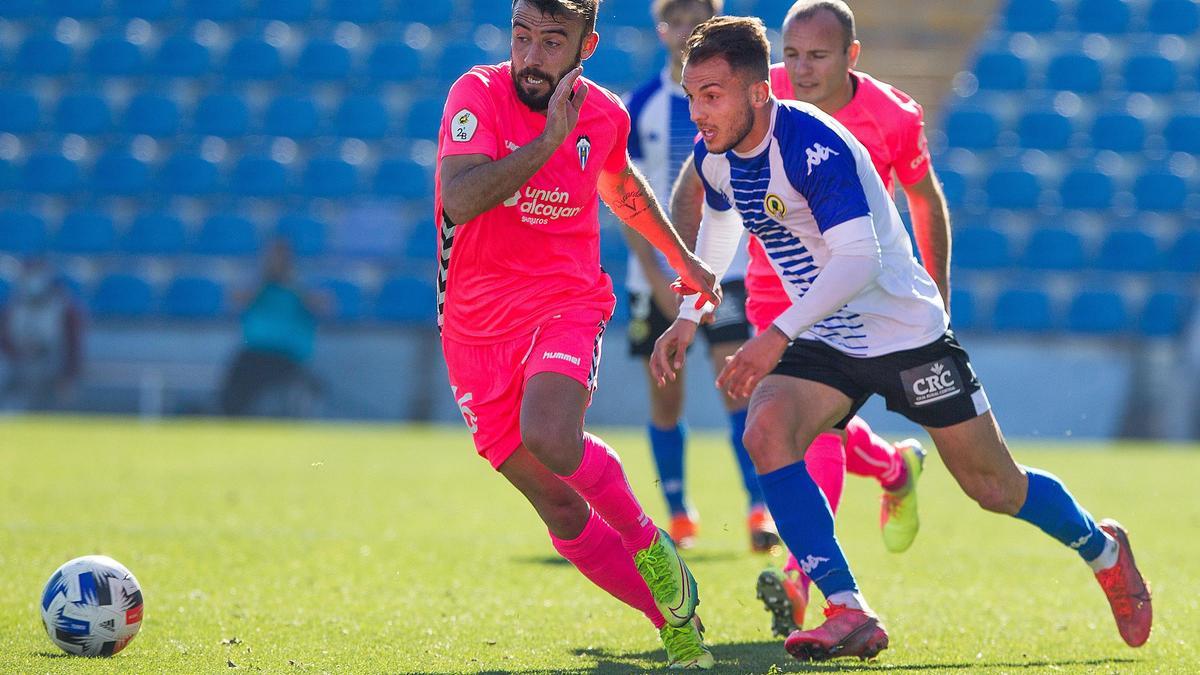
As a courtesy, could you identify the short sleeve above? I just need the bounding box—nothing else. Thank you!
[693,141,732,211]
[438,70,501,161]
[892,97,931,186]
[784,116,871,233]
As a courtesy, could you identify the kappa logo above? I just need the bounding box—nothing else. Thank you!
[797,554,830,575]
[1069,531,1094,550]
[805,142,839,175]
[576,135,591,170]
[900,357,963,407]
[451,108,478,143]
[764,193,787,221]
[450,385,478,434]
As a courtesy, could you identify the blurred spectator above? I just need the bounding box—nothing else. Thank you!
[219,239,327,416]
[0,258,85,411]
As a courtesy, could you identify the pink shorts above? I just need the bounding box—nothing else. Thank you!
[442,307,608,470]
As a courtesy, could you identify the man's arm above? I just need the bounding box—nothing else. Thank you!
[440,67,589,225]
[669,155,705,249]
[901,167,952,311]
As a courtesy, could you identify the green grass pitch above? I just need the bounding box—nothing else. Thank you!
[1,416,1197,673]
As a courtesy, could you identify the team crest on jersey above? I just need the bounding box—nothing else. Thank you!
[452,108,478,142]
[576,135,591,170]
[764,193,787,221]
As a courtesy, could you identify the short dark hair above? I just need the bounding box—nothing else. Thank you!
[783,0,856,52]
[513,0,601,36]
[651,0,722,22]
[682,16,770,83]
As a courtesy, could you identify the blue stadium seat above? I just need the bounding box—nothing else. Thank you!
[948,287,977,331]
[936,168,967,208]
[1147,0,1200,34]
[54,93,112,135]
[1068,289,1128,334]
[585,50,637,91]
[395,2,454,25]
[22,152,81,194]
[993,288,1054,332]
[317,278,364,322]
[0,0,37,18]
[153,35,211,78]
[1140,290,1190,336]
[1075,0,1132,34]
[1045,53,1104,93]
[157,152,219,196]
[953,227,1011,269]
[469,0,514,26]
[302,157,358,198]
[86,35,144,77]
[92,150,150,196]
[1095,229,1160,272]
[0,89,40,134]
[255,0,313,20]
[1017,110,1073,150]
[115,0,175,19]
[122,93,180,137]
[124,212,186,254]
[973,51,1028,91]
[0,277,9,307]
[1163,114,1200,154]
[434,42,496,81]
[1122,54,1177,94]
[163,276,226,318]
[263,95,320,139]
[985,168,1041,210]
[368,42,422,83]
[276,214,326,256]
[1003,0,1060,32]
[1090,111,1144,152]
[16,35,73,76]
[374,158,430,200]
[0,210,48,254]
[195,214,260,256]
[1059,169,1114,210]
[1023,228,1086,270]
[224,39,283,81]
[56,211,116,254]
[186,0,242,20]
[0,159,14,192]
[403,224,433,259]
[1165,230,1200,273]
[404,96,446,140]
[326,0,382,22]
[335,95,389,139]
[1133,170,1187,212]
[375,274,437,323]
[230,156,288,198]
[296,40,351,82]
[49,0,104,17]
[91,273,155,318]
[194,93,250,137]
[944,107,999,149]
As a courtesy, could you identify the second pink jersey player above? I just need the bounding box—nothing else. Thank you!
[743,65,932,332]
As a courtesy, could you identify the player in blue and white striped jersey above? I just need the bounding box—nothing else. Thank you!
[652,16,1151,661]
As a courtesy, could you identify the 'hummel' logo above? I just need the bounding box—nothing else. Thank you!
[798,554,830,574]
[805,143,839,175]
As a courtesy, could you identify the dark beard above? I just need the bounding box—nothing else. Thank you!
[512,51,583,112]
[707,104,755,154]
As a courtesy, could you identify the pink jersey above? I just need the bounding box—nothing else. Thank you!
[435,63,630,343]
[747,65,932,331]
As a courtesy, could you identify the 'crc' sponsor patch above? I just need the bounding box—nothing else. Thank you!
[899,357,963,407]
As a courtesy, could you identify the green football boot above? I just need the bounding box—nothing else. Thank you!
[634,528,699,627]
[659,615,714,669]
[881,439,927,553]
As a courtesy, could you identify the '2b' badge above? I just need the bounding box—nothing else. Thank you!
[899,357,962,407]
[452,109,477,142]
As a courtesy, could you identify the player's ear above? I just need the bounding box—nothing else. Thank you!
[750,80,771,108]
[580,31,599,60]
[847,40,861,68]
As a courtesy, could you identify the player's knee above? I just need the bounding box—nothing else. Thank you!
[741,422,789,470]
[966,479,1022,514]
[521,422,583,474]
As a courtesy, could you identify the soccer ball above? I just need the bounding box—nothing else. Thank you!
[40,555,144,657]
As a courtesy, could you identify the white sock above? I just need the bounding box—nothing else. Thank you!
[1087,533,1119,573]
[826,591,870,613]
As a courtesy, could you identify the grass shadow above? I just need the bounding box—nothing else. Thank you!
[513,549,744,568]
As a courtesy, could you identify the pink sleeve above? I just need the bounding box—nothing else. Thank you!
[438,71,501,161]
[603,96,631,173]
[893,97,931,186]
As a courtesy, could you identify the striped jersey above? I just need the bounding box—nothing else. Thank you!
[693,100,946,356]
[624,69,748,293]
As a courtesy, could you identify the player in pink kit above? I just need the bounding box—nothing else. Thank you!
[436,0,718,668]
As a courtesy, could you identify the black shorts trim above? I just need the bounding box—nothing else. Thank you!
[627,280,752,357]
[771,330,991,429]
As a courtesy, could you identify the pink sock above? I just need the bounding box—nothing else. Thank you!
[787,432,848,595]
[561,433,658,553]
[551,508,667,628]
[844,416,906,490]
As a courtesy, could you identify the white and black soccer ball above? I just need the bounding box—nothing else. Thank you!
[40,555,144,657]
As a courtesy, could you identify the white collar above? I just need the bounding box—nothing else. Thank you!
[731,99,778,159]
